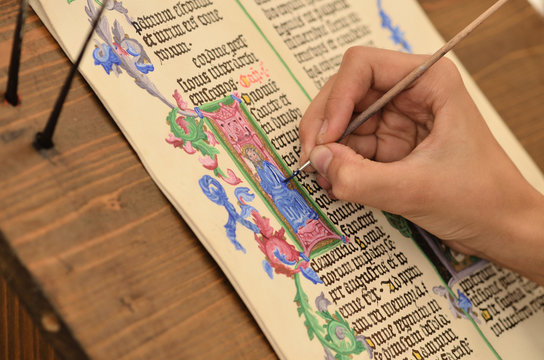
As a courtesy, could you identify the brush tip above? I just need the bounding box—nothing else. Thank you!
[283,170,300,183]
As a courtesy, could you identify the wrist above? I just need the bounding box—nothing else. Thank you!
[491,185,544,285]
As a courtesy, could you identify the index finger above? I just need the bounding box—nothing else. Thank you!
[298,76,336,165]
[318,47,431,145]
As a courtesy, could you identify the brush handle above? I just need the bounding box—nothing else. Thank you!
[283,0,509,181]
[339,0,509,140]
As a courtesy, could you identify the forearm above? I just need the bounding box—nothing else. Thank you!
[490,187,544,286]
[300,47,544,286]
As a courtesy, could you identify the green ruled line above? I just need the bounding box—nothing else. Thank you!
[235,0,312,102]
[234,1,502,358]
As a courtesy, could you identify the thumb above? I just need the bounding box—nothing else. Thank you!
[309,144,419,214]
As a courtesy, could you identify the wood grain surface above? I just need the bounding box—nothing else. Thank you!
[0,0,543,359]
[1,277,58,360]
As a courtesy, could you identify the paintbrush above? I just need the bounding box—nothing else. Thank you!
[283,0,509,183]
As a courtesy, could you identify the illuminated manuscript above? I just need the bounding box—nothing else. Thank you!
[29,0,544,358]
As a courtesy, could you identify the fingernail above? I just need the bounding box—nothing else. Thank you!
[310,145,332,176]
[317,119,328,144]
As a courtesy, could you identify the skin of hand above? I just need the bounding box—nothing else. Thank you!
[299,47,544,285]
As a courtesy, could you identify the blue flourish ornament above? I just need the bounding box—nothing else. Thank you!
[457,289,473,314]
[274,248,297,266]
[262,260,274,279]
[93,43,121,74]
[235,187,258,219]
[377,0,412,53]
[300,264,323,284]
[199,175,259,252]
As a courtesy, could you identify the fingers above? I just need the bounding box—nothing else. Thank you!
[298,76,336,165]
[342,133,377,159]
[309,143,422,214]
[299,47,465,168]
[317,47,431,145]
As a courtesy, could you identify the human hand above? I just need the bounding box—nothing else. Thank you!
[299,47,544,284]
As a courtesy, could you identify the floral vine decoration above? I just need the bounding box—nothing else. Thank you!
[251,211,322,284]
[295,281,366,359]
[166,91,242,185]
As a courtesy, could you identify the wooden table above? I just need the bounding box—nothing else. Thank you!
[1,0,543,359]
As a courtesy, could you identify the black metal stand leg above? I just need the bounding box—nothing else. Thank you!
[4,0,29,106]
[33,1,108,150]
